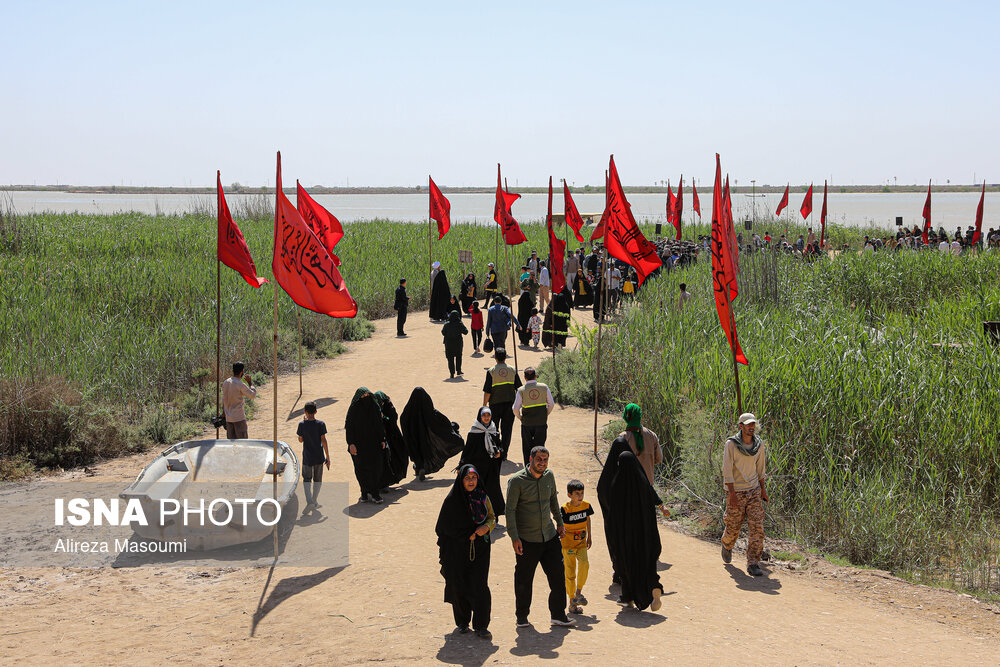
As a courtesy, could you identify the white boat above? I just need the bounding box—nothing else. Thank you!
[120,439,299,551]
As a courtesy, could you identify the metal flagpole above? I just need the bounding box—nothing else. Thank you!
[297,310,302,398]
[272,155,280,562]
[428,176,433,301]
[216,258,221,439]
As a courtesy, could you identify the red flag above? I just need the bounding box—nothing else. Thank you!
[272,153,357,318]
[973,181,986,246]
[666,182,676,224]
[710,154,747,365]
[921,180,932,245]
[494,164,527,245]
[296,181,344,266]
[800,184,813,219]
[429,176,451,240]
[546,177,567,295]
[590,170,609,241]
[217,171,267,288]
[673,175,683,240]
[820,180,828,249]
[692,178,701,218]
[775,184,789,216]
[604,155,662,286]
[721,176,740,282]
[562,181,586,243]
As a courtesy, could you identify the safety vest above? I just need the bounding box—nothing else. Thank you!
[517,381,549,427]
[489,364,517,404]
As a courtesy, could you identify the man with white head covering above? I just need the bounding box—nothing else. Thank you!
[720,413,769,576]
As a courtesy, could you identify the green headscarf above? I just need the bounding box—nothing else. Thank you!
[351,387,371,408]
[372,391,389,416]
[623,403,644,453]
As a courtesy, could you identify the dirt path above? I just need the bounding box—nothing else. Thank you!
[2,307,999,665]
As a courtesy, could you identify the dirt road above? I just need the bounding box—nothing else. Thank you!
[2,307,998,665]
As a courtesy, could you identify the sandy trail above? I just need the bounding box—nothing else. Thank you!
[2,306,999,665]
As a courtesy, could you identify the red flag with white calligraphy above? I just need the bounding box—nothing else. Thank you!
[562,181,586,243]
[604,155,662,286]
[775,184,789,216]
[272,153,357,318]
[546,177,567,294]
[296,181,344,266]
[217,171,267,288]
[921,180,932,245]
[494,164,527,245]
[692,178,701,218]
[429,176,451,239]
[973,181,985,245]
[711,154,747,365]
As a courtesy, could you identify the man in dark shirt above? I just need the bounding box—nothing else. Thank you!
[296,401,330,511]
[394,278,410,337]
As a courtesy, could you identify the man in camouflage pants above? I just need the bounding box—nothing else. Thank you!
[720,413,768,576]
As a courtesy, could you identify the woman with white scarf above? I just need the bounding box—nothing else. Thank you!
[459,407,505,518]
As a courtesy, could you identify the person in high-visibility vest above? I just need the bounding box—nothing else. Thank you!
[512,367,555,465]
[483,348,521,459]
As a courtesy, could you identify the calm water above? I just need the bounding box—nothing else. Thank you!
[8,190,998,232]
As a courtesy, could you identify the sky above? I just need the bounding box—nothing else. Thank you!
[3,1,998,189]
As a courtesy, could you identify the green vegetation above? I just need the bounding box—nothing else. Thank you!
[540,246,1000,595]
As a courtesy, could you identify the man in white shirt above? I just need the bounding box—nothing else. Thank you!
[538,262,551,311]
[222,362,256,439]
[950,239,962,255]
[938,239,950,253]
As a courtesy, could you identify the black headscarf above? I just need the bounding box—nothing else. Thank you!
[597,435,633,575]
[400,387,464,476]
[460,407,504,516]
[436,464,490,542]
[429,269,452,321]
[607,450,662,611]
[374,391,407,486]
[344,387,387,496]
[517,291,533,345]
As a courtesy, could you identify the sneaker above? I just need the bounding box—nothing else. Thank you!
[574,593,588,606]
[748,563,764,576]
[615,597,632,608]
[568,604,582,614]
[721,545,732,564]
[650,587,663,612]
[475,628,492,640]
[455,625,469,634]
[516,617,531,628]
[371,494,384,504]
[550,616,576,627]
[358,495,368,503]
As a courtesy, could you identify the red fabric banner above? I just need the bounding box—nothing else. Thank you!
[710,154,747,365]
[820,180,828,249]
[973,182,986,246]
[692,178,701,218]
[217,171,267,288]
[800,184,813,219]
[562,181,587,243]
[604,155,662,286]
[494,164,527,245]
[921,181,932,245]
[666,183,676,224]
[673,176,683,240]
[590,170,609,241]
[272,153,357,318]
[546,177,567,294]
[429,176,451,240]
[775,184,789,216]
[296,181,344,266]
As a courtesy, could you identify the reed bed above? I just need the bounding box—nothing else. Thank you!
[556,247,1000,593]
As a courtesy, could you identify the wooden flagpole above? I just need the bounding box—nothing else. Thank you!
[504,178,519,373]
[724,285,743,415]
[593,247,607,454]
[297,311,302,397]
[216,258,221,439]
[272,154,280,562]
[428,176,433,302]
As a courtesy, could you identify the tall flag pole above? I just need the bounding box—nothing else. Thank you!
[429,174,452,302]
[710,154,748,415]
[271,155,281,562]
[973,181,986,248]
[562,180,587,243]
[666,179,676,229]
[692,178,701,222]
[820,181,829,249]
[673,175,684,240]
[921,180,932,245]
[546,176,567,295]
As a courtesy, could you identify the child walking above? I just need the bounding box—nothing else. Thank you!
[561,479,594,614]
[296,401,330,512]
[528,308,543,348]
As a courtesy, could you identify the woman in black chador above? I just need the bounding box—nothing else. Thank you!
[400,387,464,481]
[606,450,665,612]
[435,464,495,638]
[459,407,504,518]
[596,435,632,583]
[542,287,572,348]
[345,387,388,504]
[373,391,407,488]
[516,290,533,346]
[460,272,478,315]
[429,264,452,321]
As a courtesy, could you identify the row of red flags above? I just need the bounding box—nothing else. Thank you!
[776,183,830,248]
[920,180,987,246]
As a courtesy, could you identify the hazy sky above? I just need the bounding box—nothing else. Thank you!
[4,1,997,188]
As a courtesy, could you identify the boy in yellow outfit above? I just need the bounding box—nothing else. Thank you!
[560,479,594,614]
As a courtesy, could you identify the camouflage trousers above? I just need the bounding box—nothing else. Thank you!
[721,487,765,565]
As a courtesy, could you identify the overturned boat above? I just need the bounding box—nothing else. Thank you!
[120,439,299,551]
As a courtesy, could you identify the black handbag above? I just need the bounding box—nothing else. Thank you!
[483,338,494,353]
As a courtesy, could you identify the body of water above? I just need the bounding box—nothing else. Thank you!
[7,190,998,232]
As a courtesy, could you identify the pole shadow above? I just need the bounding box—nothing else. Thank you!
[250,564,346,636]
[287,397,337,421]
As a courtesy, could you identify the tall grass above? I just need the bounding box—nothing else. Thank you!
[546,246,1000,593]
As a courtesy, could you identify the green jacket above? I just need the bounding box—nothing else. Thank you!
[505,467,562,543]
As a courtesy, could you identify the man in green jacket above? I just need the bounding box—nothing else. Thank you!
[505,446,576,628]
